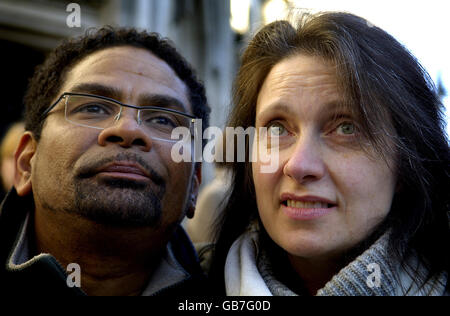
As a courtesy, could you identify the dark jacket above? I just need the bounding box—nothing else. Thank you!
[0,189,208,296]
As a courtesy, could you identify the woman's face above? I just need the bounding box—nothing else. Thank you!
[252,54,397,262]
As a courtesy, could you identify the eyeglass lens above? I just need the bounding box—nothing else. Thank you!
[64,95,193,141]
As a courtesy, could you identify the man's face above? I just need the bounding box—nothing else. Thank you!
[26,46,198,229]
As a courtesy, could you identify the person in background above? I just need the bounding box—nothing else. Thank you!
[186,165,230,245]
[186,135,231,245]
[0,121,25,198]
[209,12,450,296]
[186,163,230,274]
[0,27,211,296]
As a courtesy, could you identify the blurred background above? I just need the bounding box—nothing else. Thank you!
[0,0,448,201]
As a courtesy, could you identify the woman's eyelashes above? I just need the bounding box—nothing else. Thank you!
[331,121,357,135]
[262,118,359,144]
[267,121,290,137]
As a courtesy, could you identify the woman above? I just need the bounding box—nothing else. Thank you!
[209,12,450,295]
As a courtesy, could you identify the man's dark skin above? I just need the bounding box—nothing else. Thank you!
[14,46,201,296]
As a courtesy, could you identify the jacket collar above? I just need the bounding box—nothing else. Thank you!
[0,189,204,296]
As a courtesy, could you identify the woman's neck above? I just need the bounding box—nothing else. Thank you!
[287,254,344,295]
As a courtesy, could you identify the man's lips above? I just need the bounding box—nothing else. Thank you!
[95,163,151,181]
[76,152,165,187]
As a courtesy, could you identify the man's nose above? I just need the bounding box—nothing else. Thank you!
[97,111,153,152]
[282,134,326,184]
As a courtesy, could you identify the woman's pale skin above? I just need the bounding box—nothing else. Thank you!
[252,54,397,294]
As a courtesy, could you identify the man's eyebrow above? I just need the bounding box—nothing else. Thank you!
[69,83,122,100]
[138,95,188,113]
[68,83,190,113]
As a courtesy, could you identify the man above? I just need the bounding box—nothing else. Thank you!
[0,27,210,296]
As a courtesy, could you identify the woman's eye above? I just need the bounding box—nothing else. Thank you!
[336,122,356,135]
[267,122,288,137]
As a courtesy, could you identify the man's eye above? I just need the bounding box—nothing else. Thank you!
[77,103,111,115]
[267,122,287,137]
[336,122,356,135]
[144,114,179,128]
[148,117,175,126]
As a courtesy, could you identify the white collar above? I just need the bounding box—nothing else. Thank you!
[225,227,448,296]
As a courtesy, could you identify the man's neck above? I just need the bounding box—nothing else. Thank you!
[32,206,170,296]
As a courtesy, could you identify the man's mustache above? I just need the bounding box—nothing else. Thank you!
[76,152,165,187]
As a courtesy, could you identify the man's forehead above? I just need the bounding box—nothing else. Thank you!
[59,46,191,110]
[71,46,176,78]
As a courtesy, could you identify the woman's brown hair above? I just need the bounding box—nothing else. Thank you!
[210,12,450,293]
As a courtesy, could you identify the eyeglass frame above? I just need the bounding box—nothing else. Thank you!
[41,92,198,142]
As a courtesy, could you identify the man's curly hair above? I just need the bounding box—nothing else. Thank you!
[24,26,210,140]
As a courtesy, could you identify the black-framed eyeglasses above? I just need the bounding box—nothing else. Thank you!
[42,92,198,143]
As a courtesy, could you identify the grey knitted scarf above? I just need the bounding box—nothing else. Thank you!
[256,231,448,296]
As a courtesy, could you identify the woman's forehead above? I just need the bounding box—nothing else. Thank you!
[256,54,343,116]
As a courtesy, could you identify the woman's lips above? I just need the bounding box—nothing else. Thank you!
[280,194,337,220]
[281,203,336,220]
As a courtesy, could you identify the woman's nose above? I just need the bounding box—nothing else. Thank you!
[97,111,153,152]
[282,135,326,184]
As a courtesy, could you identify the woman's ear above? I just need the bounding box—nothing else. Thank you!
[186,163,202,219]
[14,132,37,196]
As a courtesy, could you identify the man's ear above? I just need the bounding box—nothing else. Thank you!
[186,163,202,219]
[14,132,37,196]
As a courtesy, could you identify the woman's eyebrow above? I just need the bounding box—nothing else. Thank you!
[256,102,298,119]
[321,101,354,121]
[257,100,349,119]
